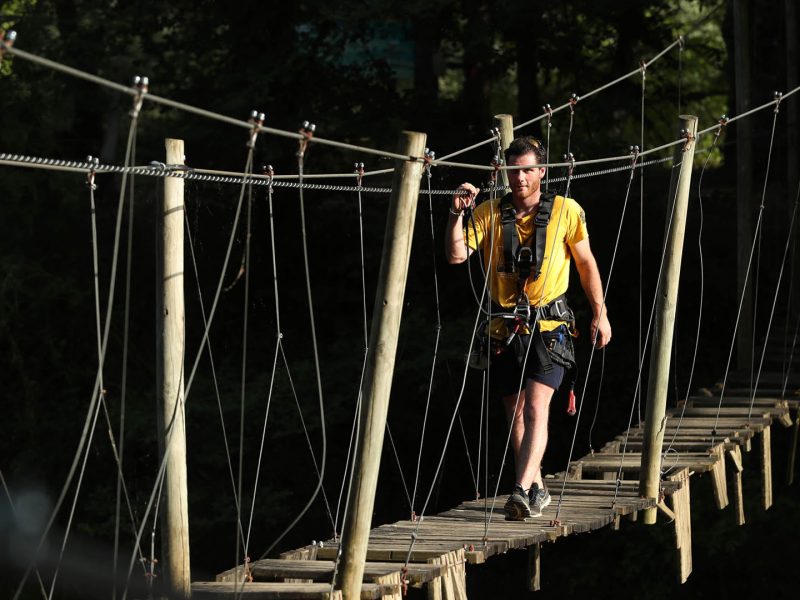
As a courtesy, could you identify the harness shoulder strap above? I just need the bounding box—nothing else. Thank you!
[499,193,517,273]
[532,191,556,281]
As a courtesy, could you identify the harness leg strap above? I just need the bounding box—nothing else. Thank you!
[531,333,554,375]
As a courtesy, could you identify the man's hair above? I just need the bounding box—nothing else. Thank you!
[505,136,547,165]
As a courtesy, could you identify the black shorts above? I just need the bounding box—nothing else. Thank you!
[486,329,566,398]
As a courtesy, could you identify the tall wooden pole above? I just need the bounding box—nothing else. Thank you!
[337,131,426,599]
[734,0,754,370]
[639,116,698,525]
[160,138,191,598]
[494,113,514,190]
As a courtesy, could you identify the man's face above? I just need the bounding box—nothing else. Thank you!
[507,152,546,203]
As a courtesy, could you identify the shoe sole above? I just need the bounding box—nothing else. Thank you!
[504,495,531,521]
[529,493,552,517]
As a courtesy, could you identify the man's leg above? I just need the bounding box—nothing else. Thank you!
[505,380,555,489]
[503,390,525,464]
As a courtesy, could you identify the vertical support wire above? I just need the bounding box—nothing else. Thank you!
[746,187,800,418]
[712,102,782,441]
[411,164,444,515]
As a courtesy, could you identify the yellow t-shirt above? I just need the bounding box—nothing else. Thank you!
[464,194,588,332]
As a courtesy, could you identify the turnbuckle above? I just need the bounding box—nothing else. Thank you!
[85,155,100,190]
[354,161,365,186]
[298,120,316,157]
[629,145,640,166]
[247,110,265,148]
[130,75,149,118]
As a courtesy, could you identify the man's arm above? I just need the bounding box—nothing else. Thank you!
[445,183,479,264]
[571,237,612,348]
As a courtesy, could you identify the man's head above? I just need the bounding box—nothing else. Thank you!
[505,136,547,203]
[505,136,546,166]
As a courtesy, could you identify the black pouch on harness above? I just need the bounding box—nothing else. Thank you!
[468,316,524,370]
[541,327,575,369]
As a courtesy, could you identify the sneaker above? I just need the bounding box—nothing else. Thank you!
[504,484,531,521]
[529,483,551,517]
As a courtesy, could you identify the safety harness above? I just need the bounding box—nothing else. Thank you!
[470,191,578,413]
[499,191,554,284]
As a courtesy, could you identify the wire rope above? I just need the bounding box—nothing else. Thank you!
[638,62,646,426]
[258,140,328,560]
[234,171,255,596]
[120,141,253,600]
[711,102,782,442]
[410,164,444,516]
[662,129,719,456]
[781,314,800,399]
[113,130,137,600]
[399,241,492,570]
[13,108,142,600]
[184,208,246,547]
[612,158,685,507]
[552,155,639,520]
[746,187,800,418]
[587,348,607,452]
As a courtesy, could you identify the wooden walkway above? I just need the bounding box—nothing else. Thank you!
[196,363,800,598]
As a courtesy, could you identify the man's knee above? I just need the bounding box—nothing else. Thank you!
[524,383,554,421]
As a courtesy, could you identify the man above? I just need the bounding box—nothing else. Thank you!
[445,136,611,520]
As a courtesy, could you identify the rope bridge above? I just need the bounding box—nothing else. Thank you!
[2,21,800,600]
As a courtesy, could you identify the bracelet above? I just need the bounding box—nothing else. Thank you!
[449,207,463,217]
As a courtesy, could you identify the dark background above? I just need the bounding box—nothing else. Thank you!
[1,0,799,598]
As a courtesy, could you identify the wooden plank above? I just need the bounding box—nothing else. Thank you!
[666,406,787,419]
[620,428,755,441]
[761,425,773,510]
[685,395,799,409]
[574,452,719,474]
[374,572,401,600]
[620,440,729,452]
[708,444,729,509]
[727,445,745,525]
[214,559,444,586]
[193,581,396,599]
[426,548,466,600]
[657,501,675,521]
[723,370,800,386]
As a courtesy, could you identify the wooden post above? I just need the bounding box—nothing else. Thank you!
[494,114,514,190]
[337,131,426,599]
[668,468,693,583]
[734,0,754,371]
[526,544,541,592]
[160,138,191,599]
[639,116,698,524]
